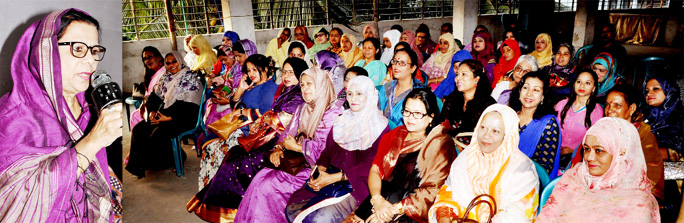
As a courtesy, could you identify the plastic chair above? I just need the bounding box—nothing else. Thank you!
[124,96,143,130]
[539,177,561,214]
[169,75,208,177]
[533,160,551,189]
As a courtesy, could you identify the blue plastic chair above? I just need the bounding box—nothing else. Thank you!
[169,75,207,177]
[533,160,551,189]
[539,177,561,214]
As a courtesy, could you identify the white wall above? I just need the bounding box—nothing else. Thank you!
[122,17,453,93]
[0,0,122,96]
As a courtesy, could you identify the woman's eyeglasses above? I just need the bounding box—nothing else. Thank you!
[402,109,428,119]
[391,59,411,67]
[58,41,106,61]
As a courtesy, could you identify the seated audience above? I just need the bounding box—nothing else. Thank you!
[429,104,539,223]
[528,33,553,68]
[381,30,401,66]
[642,76,684,158]
[314,50,346,95]
[436,59,495,149]
[187,58,308,222]
[592,52,623,98]
[537,117,660,222]
[285,76,390,223]
[378,49,425,129]
[422,33,458,90]
[354,37,387,86]
[470,30,497,86]
[337,67,369,109]
[433,50,473,99]
[126,52,202,178]
[340,33,363,68]
[415,24,437,61]
[491,55,539,105]
[130,46,165,129]
[221,30,240,49]
[400,30,424,67]
[294,25,315,48]
[604,84,664,200]
[309,27,332,56]
[288,40,313,67]
[344,88,457,223]
[509,71,563,179]
[491,39,522,88]
[555,69,603,169]
[326,27,344,55]
[496,27,530,54]
[234,67,343,222]
[264,27,291,68]
[189,34,217,72]
[227,39,258,89]
[543,42,576,99]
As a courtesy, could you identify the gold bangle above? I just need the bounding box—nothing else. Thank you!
[370,195,383,207]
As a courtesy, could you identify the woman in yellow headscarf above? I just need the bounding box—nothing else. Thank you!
[339,33,363,68]
[528,33,553,68]
[422,33,458,90]
[189,34,217,72]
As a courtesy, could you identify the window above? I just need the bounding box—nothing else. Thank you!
[555,0,577,12]
[123,0,224,41]
[478,0,520,15]
[597,0,670,10]
[252,0,453,30]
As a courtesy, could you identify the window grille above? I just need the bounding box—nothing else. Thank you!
[478,0,520,15]
[597,0,670,10]
[123,0,224,41]
[555,0,577,12]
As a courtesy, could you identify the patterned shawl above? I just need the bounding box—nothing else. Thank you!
[333,76,388,151]
[538,117,660,222]
[528,33,553,68]
[154,51,202,109]
[0,8,111,222]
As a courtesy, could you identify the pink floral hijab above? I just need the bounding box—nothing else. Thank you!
[538,117,660,222]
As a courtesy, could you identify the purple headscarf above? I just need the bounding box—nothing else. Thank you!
[0,9,112,222]
[228,39,258,89]
[314,50,346,94]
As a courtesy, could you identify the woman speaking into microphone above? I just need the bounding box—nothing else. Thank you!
[0,9,122,222]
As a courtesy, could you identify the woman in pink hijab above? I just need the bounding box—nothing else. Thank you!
[537,117,660,222]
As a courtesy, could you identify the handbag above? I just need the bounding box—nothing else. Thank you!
[262,147,307,176]
[303,166,353,198]
[454,194,497,223]
[207,113,252,140]
[237,111,282,152]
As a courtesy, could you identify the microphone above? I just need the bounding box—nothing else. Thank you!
[90,70,122,112]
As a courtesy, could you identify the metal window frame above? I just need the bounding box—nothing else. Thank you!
[478,0,520,16]
[123,0,225,41]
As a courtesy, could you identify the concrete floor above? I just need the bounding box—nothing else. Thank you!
[122,105,206,223]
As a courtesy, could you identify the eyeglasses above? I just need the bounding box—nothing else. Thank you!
[165,60,178,66]
[58,41,106,61]
[402,109,428,119]
[391,59,411,67]
[513,66,532,74]
[315,34,326,38]
[282,69,295,76]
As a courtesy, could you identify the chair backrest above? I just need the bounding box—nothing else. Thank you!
[539,177,561,214]
[193,74,208,130]
[633,57,667,87]
[533,160,551,189]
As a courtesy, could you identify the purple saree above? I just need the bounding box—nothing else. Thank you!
[0,9,115,222]
[234,104,343,223]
